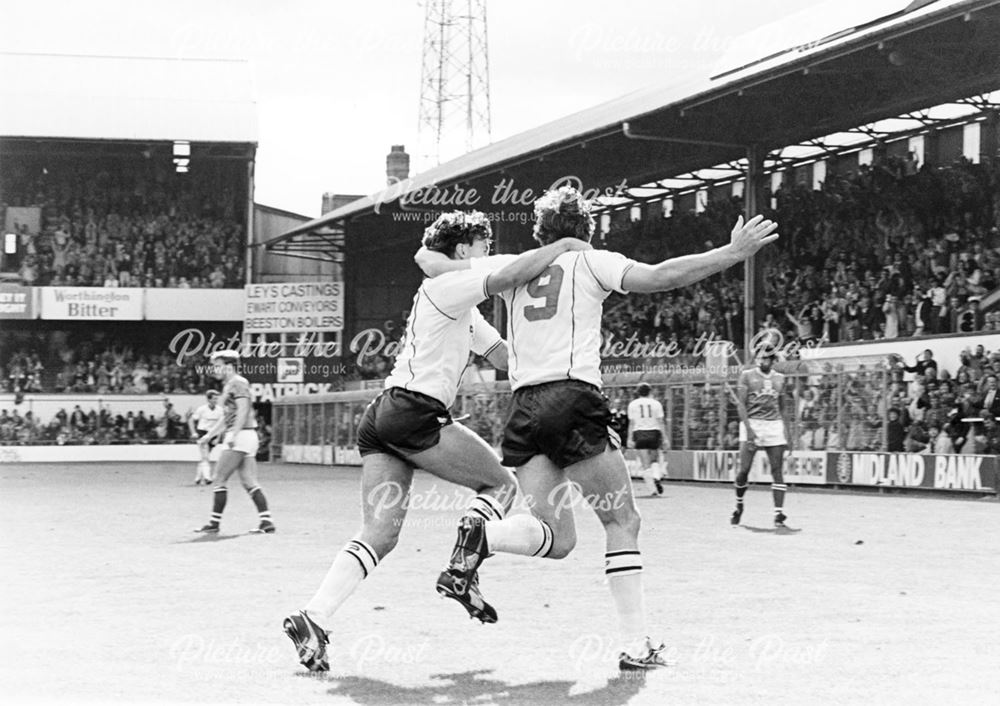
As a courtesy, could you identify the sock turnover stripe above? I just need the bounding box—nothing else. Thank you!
[533,521,554,557]
[347,540,379,569]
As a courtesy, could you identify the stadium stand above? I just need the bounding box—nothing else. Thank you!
[598,156,1000,351]
[2,156,246,287]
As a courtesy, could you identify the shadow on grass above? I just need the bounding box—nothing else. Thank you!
[173,533,245,544]
[740,525,803,534]
[323,668,651,706]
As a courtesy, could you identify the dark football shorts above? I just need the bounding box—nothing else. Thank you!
[357,387,453,460]
[632,429,663,450]
[501,379,620,469]
[196,428,219,449]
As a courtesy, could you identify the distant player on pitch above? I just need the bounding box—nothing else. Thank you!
[627,383,665,497]
[194,350,275,535]
[731,345,789,528]
[189,390,223,485]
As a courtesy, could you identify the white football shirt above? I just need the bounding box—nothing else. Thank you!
[474,250,636,390]
[192,403,224,431]
[384,268,504,408]
[627,396,664,431]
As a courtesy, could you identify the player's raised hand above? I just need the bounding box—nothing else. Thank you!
[729,215,779,259]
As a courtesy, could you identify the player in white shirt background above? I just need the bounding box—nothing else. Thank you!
[627,382,666,497]
[189,390,223,485]
[419,186,778,670]
[282,211,590,673]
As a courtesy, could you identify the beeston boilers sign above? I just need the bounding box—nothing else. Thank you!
[244,282,343,334]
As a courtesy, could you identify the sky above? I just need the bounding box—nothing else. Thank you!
[1,0,905,218]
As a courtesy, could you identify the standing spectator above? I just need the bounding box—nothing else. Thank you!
[958,296,984,333]
[882,295,900,339]
[886,408,905,452]
[979,374,1000,418]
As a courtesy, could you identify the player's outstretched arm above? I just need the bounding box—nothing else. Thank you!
[414,237,590,281]
[484,238,591,296]
[622,215,778,293]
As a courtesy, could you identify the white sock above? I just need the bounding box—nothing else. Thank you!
[606,550,647,653]
[466,493,507,522]
[304,539,379,630]
[641,466,658,494]
[484,514,553,557]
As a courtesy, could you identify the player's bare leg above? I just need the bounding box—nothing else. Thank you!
[286,453,413,672]
[238,456,275,533]
[731,441,756,525]
[410,423,518,623]
[637,448,662,497]
[568,448,666,670]
[194,441,212,485]
[194,449,242,533]
[766,444,788,528]
[407,422,518,515]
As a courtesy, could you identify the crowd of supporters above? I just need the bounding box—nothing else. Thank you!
[3,145,1000,455]
[600,156,1000,352]
[600,343,1000,454]
[0,401,186,445]
[3,159,246,287]
[0,402,271,448]
[1,333,213,395]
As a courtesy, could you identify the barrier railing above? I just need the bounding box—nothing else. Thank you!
[271,357,898,463]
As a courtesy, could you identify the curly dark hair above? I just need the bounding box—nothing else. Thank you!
[421,211,493,257]
[532,187,595,245]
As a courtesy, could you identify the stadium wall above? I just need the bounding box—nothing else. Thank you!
[2,287,244,321]
[0,444,199,464]
[0,393,208,422]
[799,333,1000,374]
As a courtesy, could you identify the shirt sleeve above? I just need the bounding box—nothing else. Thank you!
[423,269,492,317]
[580,250,637,294]
[470,307,504,357]
[226,377,251,400]
[470,254,518,273]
